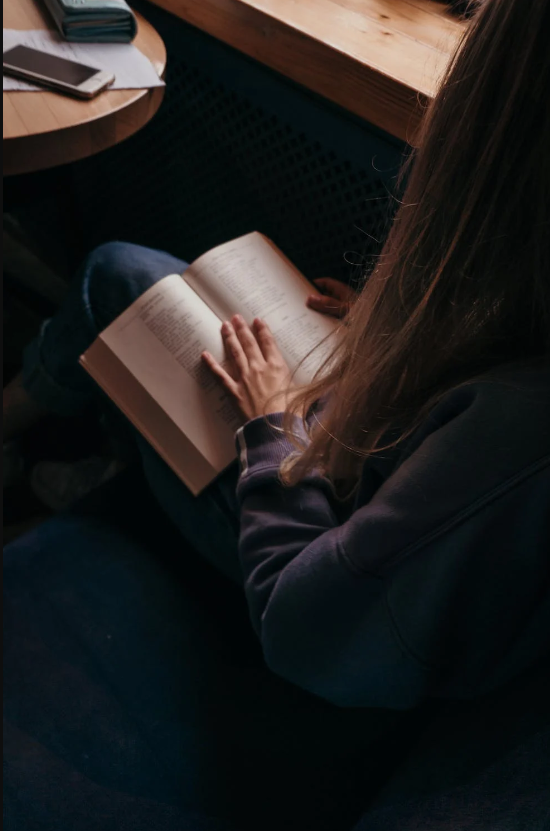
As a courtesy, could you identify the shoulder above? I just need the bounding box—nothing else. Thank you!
[349,361,550,578]
[427,360,550,432]
[395,361,550,494]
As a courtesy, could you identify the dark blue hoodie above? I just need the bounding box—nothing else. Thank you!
[235,362,550,708]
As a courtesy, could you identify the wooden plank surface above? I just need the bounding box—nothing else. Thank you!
[3,0,167,175]
[149,0,465,141]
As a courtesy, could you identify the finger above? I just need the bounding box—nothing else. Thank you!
[313,277,337,289]
[306,294,348,318]
[221,321,248,374]
[313,277,353,301]
[231,314,264,363]
[201,351,240,396]
[313,277,343,296]
[252,318,282,361]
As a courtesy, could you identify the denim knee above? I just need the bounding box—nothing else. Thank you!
[84,242,188,332]
[21,242,188,417]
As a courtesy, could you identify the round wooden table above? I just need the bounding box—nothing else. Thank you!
[3,0,166,176]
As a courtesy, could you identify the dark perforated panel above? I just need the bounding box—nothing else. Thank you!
[72,2,404,284]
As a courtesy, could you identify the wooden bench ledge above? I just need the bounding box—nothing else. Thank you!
[148,0,465,141]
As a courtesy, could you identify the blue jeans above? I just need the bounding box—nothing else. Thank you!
[22,242,242,583]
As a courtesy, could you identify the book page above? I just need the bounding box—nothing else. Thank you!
[97,274,241,474]
[182,232,338,385]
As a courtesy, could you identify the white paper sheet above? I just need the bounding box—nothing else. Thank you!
[3,28,164,91]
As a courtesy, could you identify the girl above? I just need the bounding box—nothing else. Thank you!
[4,0,549,708]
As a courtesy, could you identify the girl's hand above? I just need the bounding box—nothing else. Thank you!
[306,278,357,319]
[202,315,295,422]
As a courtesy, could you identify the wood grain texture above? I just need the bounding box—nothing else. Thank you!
[3,0,167,175]
[148,0,465,141]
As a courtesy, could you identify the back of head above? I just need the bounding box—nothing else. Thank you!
[284,0,550,486]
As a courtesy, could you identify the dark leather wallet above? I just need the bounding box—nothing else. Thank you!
[42,0,138,43]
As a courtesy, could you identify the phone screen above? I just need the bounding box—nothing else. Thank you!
[3,45,99,87]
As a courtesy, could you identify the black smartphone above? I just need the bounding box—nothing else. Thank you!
[3,44,115,99]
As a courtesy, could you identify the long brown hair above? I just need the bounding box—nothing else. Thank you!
[282,0,550,488]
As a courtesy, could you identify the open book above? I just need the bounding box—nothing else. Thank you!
[80,232,338,495]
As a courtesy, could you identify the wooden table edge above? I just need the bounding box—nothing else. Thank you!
[3,85,165,176]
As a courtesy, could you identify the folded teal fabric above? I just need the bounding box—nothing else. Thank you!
[42,0,137,43]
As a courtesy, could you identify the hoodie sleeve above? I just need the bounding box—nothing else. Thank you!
[235,413,427,709]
